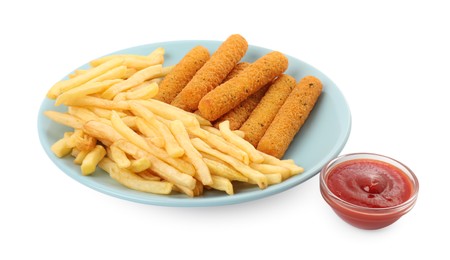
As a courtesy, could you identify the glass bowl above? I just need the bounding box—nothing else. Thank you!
[320,153,419,230]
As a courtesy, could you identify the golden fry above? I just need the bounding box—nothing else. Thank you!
[47,57,123,99]
[109,144,131,168]
[203,157,248,182]
[135,99,199,128]
[63,95,129,110]
[101,64,162,99]
[191,138,267,189]
[218,121,263,163]
[128,157,151,172]
[81,145,106,175]
[51,134,73,158]
[55,79,122,106]
[259,152,304,175]
[170,120,212,185]
[135,118,165,148]
[113,139,196,190]
[129,102,184,157]
[44,111,84,129]
[208,175,234,195]
[99,158,172,195]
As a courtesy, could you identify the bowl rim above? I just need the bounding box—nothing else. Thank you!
[320,152,419,213]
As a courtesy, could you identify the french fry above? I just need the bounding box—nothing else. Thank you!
[109,144,131,168]
[191,138,267,189]
[51,134,73,157]
[129,102,184,157]
[68,106,100,122]
[250,163,291,180]
[135,99,199,128]
[193,180,204,197]
[56,79,123,106]
[65,129,97,151]
[170,120,212,185]
[101,64,162,99]
[63,95,129,110]
[189,127,249,164]
[88,107,127,119]
[193,113,212,126]
[68,69,87,78]
[124,68,137,79]
[82,120,123,144]
[44,111,84,129]
[173,184,194,197]
[143,139,195,176]
[232,130,245,139]
[136,170,161,181]
[47,57,124,99]
[128,157,151,172]
[110,110,150,152]
[122,57,163,70]
[99,158,172,195]
[208,175,234,195]
[113,139,196,190]
[73,149,89,164]
[201,125,222,136]
[218,120,264,163]
[81,144,106,175]
[147,47,165,61]
[265,173,282,185]
[248,173,282,185]
[160,65,174,76]
[124,81,159,100]
[90,48,164,68]
[281,159,295,165]
[121,116,138,130]
[203,157,248,182]
[87,65,127,83]
[259,152,304,175]
[135,118,165,148]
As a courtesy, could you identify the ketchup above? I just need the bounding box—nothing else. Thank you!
[326,159,413,208]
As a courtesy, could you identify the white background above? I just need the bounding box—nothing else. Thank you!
[1,0,448,259]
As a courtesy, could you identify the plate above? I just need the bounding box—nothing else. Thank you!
[37,40,351,207]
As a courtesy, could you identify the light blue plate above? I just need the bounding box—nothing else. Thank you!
[37,40,351,207]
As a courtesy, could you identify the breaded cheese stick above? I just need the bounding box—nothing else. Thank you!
[214,84,269,130]
[154,46,210,103]
[240,74,296,146]
[198,51,288,121]
[171,34,248,111]
[257,76,322,158]
[223,62,250,82]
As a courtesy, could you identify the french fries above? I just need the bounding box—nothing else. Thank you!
[170,120,212,185]
[44,44,305,197]
[47,57,124,99]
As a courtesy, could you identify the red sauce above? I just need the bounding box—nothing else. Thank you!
[326,159,413,208]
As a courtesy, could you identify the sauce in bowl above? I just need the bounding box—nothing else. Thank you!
[327,159,413,208]
[320,153,419,230]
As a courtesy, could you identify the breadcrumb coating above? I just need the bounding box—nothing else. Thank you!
[154,45,210,103]
[171,34,248,111]
[257,76,322,159]
[240,74,296,146]
[198,51,288,121]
